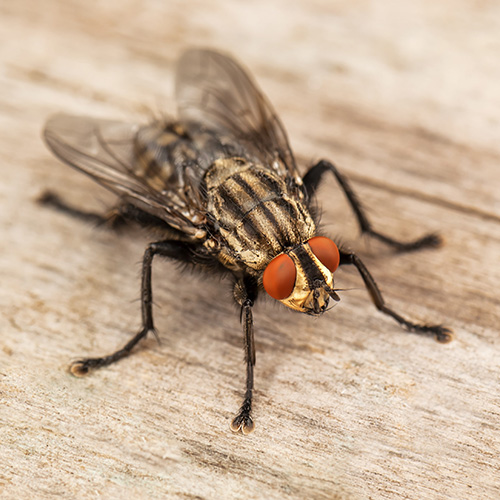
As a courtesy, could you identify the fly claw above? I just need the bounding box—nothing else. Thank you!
[42,49,452,435]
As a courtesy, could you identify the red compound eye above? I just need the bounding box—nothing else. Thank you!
[263,253,297,300]
[308,237,340,273]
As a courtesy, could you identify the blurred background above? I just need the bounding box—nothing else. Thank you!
[1,1,499,499]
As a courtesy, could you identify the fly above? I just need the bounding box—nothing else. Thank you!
[41,49,452,434]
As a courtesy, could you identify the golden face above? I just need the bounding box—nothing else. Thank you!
[262,237,340,315]
[280,253,334,314]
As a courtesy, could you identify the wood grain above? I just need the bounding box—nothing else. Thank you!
[1,1,499,499]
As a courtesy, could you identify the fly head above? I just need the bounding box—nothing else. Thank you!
[262,236,340,316]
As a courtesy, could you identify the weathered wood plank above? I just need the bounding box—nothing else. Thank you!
[1,1,499,499]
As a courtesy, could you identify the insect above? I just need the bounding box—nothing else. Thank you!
[42,49,452,434]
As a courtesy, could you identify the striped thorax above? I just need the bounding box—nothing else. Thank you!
[204,157,316,272]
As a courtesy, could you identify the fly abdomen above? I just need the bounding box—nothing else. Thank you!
[205,158,316,271]
[133,123,187,192]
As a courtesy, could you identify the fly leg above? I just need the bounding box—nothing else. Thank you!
[339,249,453,342]
[38,191,127,229]
[303,160,441,252]
[40,192,189,237]
[230,276,258,434]
[70,240,196,376]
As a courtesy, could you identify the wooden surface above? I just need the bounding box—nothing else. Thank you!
[1,1,500,499]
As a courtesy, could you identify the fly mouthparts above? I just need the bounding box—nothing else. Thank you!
[323,284,341,302]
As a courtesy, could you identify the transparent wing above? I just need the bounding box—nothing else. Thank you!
[43,114,205,237]
[176,49,299,178]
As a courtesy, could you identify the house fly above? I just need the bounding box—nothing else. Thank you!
[42,49,452,434]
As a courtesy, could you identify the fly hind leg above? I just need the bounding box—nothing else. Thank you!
[303,160,441,252]
[70,240,198,376]
[38,190,127,229]
[39,191,179,232]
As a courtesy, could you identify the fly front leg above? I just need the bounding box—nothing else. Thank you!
[230,276,258,434]
[339,249,453,343]
[303,159,441,252]
[70,239,196,376]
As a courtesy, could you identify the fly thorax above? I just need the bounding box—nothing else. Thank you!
[204,157,316,271]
